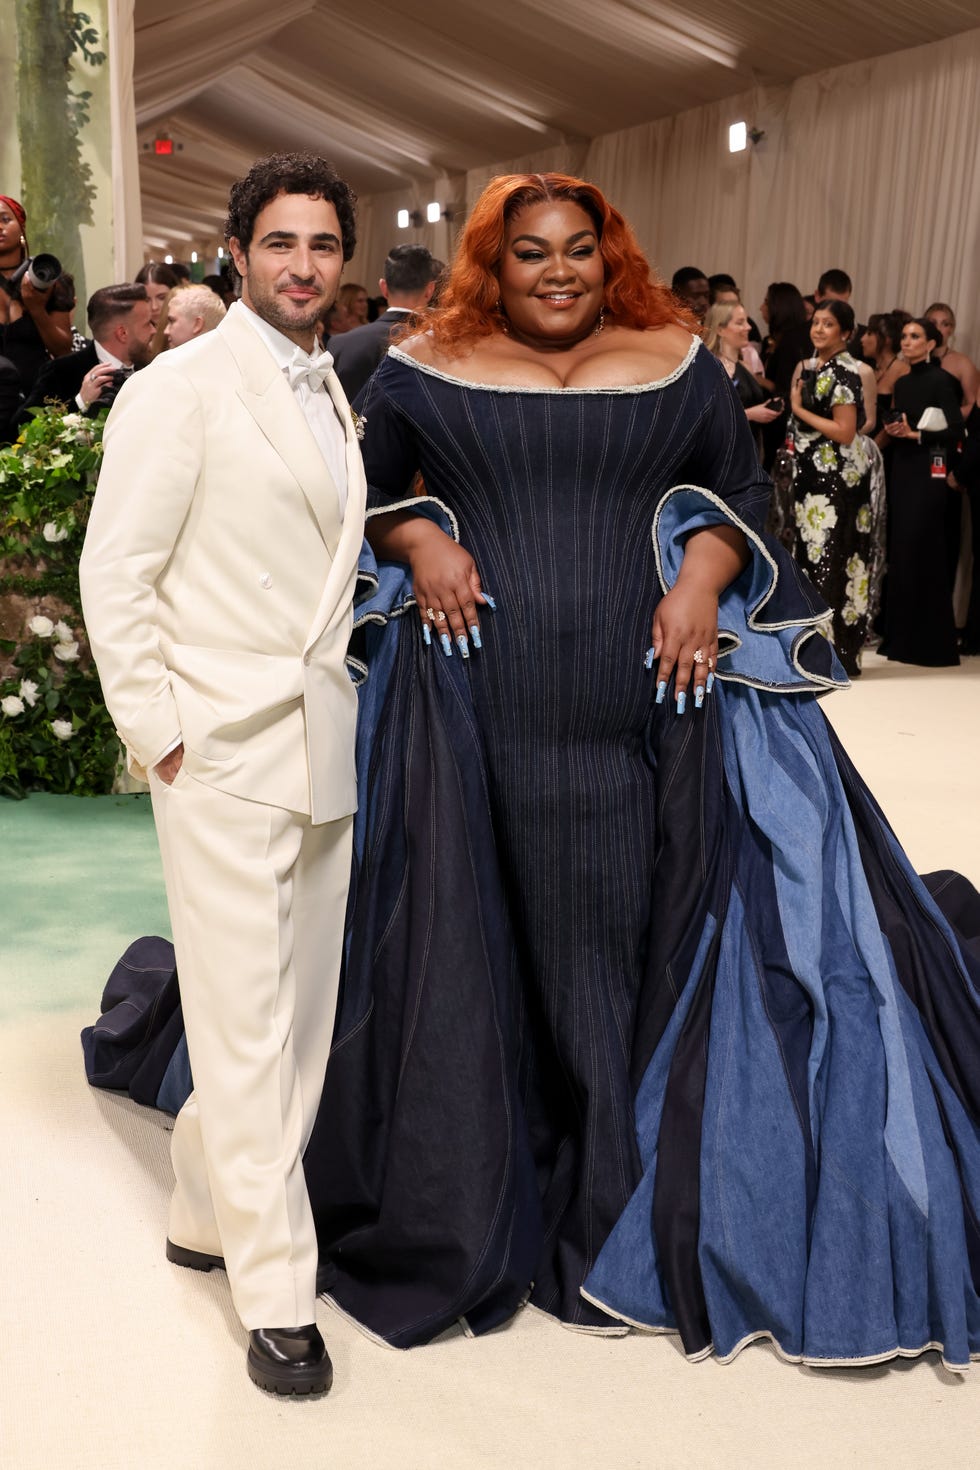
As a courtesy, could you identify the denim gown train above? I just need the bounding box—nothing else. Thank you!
[83,341,980,1369]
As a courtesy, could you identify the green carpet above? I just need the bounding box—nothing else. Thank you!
[0,793,171,1020]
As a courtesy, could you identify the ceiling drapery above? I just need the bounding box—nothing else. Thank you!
[132,0,980,256]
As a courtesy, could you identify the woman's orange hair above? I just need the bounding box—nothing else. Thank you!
[412,173,693,356]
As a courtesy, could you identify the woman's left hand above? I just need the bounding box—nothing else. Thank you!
[650,580,718,712]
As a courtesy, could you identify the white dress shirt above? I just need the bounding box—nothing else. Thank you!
[235,301,348,516]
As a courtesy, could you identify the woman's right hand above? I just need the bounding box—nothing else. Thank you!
[409,525,490,658]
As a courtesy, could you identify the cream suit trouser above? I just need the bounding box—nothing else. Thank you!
[149,763,352,1330]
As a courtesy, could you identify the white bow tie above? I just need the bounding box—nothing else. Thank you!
[285,347,334,393]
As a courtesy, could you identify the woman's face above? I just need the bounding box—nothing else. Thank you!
[0,202,23,260]
[145,280,171,326]
[718,305,749,352]
[901,322,932,363]
[860,327,881,362]
[760,297,770,326]
[350,289,369,323]
[810,307,846,355]
[926,308,954,346]
[497,199,605,349]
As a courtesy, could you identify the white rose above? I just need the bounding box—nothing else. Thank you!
[42,522,69,543]
[54,620,74,643]
[29,615,54,637]
[51,719,76,741]
[53,640,80,662]
[18,679,39,707]
[1,695,25,717]
[60,413,85,429]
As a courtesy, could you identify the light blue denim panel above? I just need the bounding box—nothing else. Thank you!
[581,915,717,1330]
[698,886,810,1360]
[894,989,980,1364]
[729,688,928,1214]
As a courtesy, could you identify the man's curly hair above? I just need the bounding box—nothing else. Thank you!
[224,153,357,262]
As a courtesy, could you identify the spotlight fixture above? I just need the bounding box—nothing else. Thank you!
[191,251,198,264]
[426,201,441,224]
[397,208,425,229]
[164,254,174,264]
[729,121,766,153]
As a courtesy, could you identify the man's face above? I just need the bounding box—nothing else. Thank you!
[679,276,711,321]
[230,191,344,347]
[117,299,155,367]
[164,301,199,348]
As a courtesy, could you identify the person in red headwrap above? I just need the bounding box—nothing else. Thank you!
[0,194,74,396]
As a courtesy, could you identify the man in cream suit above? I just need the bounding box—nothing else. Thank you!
[80,154,365,1396]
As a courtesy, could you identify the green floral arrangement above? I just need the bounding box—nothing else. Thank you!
[0,405,120,797]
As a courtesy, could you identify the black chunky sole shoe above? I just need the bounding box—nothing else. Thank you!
[247,1326,333,1396]
[166,1238,225,1272]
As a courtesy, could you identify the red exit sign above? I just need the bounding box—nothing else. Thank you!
[154,138,173,155]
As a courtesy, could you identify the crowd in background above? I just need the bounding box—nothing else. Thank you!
[1,187,977,674]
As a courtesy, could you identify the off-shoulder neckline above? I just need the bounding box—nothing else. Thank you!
[385,335,701,395]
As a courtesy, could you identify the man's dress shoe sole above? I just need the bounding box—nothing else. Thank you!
[166,1238,225,1272]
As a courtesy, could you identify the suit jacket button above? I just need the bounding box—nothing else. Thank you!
[258,571,272,588]
[303,652,312,666]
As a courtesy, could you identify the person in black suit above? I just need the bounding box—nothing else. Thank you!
[16,283,154,426]
[331,244,442,400]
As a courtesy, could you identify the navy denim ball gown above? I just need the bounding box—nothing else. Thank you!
[85,340,980,1370]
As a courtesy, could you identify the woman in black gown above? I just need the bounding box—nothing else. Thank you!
[880,318,963,666]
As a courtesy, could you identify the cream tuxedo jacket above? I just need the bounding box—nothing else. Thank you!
[79,306,367,822]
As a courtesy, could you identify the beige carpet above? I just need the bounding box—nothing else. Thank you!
[1,652,978,1469]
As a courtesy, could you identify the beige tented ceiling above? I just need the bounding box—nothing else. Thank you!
[134,0,980,254]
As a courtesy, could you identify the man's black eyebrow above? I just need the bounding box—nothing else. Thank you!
[256,230,341,245]
[509,230,596,248]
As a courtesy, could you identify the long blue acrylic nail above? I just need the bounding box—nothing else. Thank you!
[440,633,453,657]
[676,690,687,715]
[656,680,667,704]
[695,686,705,709]
[456,634,470,659]
[706,671,715,693]
[470,624,482,649]
[422,622,432,647]
[644,646,655,670]
[482,594,497,611]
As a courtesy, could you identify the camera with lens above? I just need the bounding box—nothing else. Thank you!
[1,252,62,299]
[797,360,819,412]
[91,368,131,413]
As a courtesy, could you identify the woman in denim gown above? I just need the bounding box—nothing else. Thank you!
[302,176,979,1371]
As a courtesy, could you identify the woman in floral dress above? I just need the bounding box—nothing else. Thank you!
[790,299,872,676]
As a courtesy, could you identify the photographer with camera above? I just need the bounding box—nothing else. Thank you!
[0,195,73,396]
[16,284,154,427]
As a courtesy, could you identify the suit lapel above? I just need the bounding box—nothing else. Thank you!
[219,308,342,550]
[303,367,367,649]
